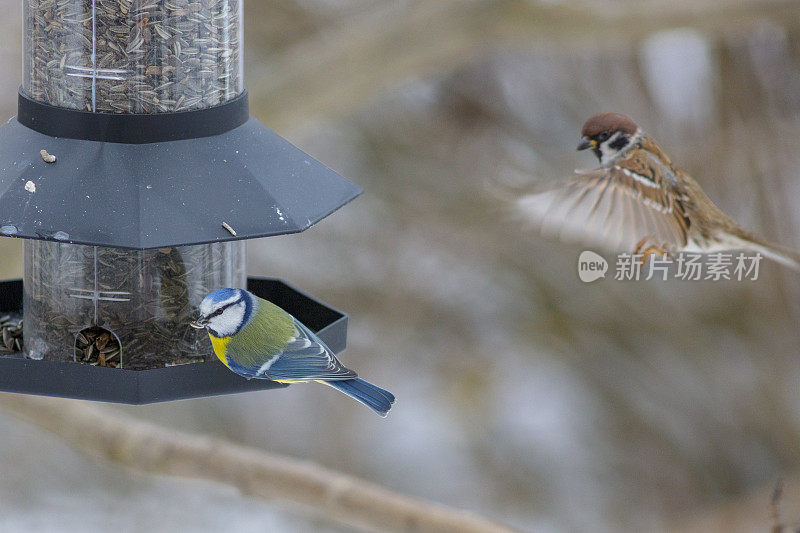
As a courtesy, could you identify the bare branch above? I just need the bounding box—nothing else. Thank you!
[0,394,517,533]
[671,476,800,533]
[254,0,800,131]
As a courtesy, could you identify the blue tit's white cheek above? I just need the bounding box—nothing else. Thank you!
[206,300,247,337]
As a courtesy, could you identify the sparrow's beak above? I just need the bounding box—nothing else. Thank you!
[577,137,595,151]
[190,319,206,329]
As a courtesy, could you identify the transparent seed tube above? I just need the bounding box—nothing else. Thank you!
[23,242,246,369]
[22,0,244,113]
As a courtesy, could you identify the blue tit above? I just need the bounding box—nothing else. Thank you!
[190,288,395,417]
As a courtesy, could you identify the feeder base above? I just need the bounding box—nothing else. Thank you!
[0,277,348,404]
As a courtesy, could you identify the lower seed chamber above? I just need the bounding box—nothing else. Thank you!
[23,240,245,369]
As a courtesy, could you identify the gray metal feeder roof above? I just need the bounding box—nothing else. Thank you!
[0,114,361,249]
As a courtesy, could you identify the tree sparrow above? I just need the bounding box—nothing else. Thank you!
[517,112,800,270]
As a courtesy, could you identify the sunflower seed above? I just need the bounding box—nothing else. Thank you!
[24,0,242,113]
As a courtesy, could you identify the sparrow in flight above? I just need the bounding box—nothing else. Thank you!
[516,112,800,270]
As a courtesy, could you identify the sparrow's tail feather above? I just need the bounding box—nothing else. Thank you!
[740,234,800,272]
[323,378,395,417]
[750,243,800,271]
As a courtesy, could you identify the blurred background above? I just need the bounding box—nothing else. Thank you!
[2,0,800,531]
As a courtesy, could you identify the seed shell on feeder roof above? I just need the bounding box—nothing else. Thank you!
[222,221,237,236]
[40,149,56,163]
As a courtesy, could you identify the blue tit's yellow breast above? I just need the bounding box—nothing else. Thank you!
[209,334,231,366]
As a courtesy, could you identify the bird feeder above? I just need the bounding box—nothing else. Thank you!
[0,0,360,403]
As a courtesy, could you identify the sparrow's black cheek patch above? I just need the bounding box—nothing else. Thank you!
[609,134,629,151]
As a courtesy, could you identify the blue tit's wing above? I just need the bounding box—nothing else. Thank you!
[263,319,357,381]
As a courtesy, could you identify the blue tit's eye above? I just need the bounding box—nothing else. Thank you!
[210,308,225,318]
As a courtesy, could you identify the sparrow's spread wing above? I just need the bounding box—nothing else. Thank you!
[516,160,690,253]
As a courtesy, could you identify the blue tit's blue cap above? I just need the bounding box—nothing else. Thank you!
[205,288,240,304]
[200,288,246,316]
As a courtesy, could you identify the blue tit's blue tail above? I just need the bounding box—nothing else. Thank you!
[325,378,395,417]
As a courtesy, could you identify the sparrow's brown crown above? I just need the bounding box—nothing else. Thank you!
[581,113,638,138]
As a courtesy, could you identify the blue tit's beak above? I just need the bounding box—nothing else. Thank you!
[577,137,595,151]
[190,319,206,329]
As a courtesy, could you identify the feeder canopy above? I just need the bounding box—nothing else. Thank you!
[0,113,361,249]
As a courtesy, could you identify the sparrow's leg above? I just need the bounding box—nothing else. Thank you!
[634,237,669,267]
[640,245,668,266]
[634,237,650,256]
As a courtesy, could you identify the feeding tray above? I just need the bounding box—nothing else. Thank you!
[0,277,349,404]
